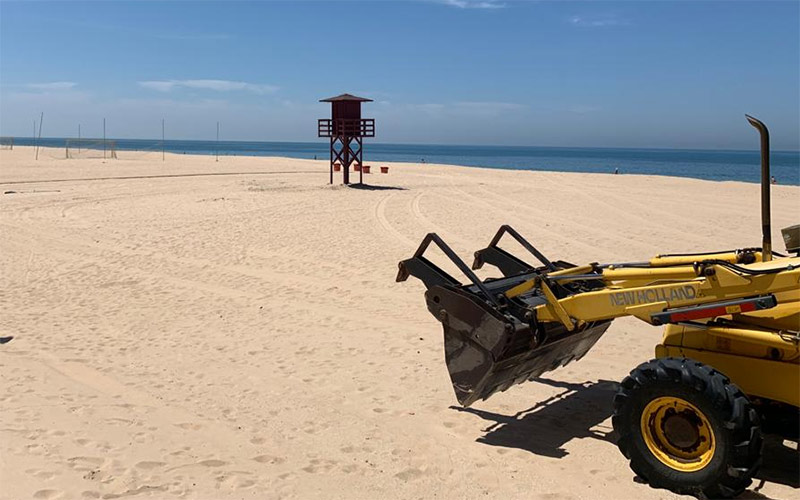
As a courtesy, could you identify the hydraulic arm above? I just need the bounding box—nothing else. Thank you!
[397,225,800,406]
[516,255,798,328]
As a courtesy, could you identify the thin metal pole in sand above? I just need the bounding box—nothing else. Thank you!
[216,121,219,162]
[162,118,165,161]
[35,112,43,160]
[103,118,106,160]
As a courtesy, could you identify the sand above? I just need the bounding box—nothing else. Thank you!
[1,146,798,500]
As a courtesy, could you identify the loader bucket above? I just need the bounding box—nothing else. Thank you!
[397,228,612,406]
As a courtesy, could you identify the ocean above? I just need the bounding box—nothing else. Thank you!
[11,137,800,186]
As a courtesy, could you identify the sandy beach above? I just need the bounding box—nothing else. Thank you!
[1,146,797,500]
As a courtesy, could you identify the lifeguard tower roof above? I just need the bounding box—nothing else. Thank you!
[319,93,373,103]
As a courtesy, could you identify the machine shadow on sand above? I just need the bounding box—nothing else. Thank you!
[455,378,799,498]
[346,183,406,191]
[753,435,800,489]
[451,378,618,459]
[718,441,798,500]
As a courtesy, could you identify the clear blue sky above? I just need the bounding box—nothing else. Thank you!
[1,1,798,149]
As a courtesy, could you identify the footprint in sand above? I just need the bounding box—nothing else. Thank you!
[395,468,425,482]
[33,490,62,499]
[175,422,202,430]
[135,461,166,470]
[341,464,359,474]
[29,470,57,480]
[66,457,104,470]
[216,473,257,489]
[302,458,337,473]
[199,459,228,467]
[252,455,286,465]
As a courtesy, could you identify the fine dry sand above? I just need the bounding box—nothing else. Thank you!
[1,146,798,500]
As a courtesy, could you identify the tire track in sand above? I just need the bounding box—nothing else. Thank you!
[0,170,320,186]
[375,193,416,247]
[410,191,471,249]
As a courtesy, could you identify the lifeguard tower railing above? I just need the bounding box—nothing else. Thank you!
[318,118,375,138]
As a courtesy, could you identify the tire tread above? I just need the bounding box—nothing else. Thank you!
[612,357,761,498]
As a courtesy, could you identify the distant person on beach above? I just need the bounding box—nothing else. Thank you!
[771,176,777,184]
[614,168,619,175]
[314,155,317,160]
[421,158,426,164]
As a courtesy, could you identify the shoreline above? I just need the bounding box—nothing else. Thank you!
[5,141,798,186]
[3,146,799,188]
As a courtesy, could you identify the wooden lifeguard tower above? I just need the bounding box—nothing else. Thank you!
[318,93,375,185]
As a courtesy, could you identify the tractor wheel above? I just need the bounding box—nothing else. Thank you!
[612,357,762,498]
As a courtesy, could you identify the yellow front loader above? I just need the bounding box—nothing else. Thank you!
[396,116,799,498]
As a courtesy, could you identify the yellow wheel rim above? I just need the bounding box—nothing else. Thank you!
[640,396,715,472]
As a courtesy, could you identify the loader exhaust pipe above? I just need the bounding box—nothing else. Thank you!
[745,114,772,262]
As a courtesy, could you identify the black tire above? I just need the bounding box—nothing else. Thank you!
[612,357,762,498]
